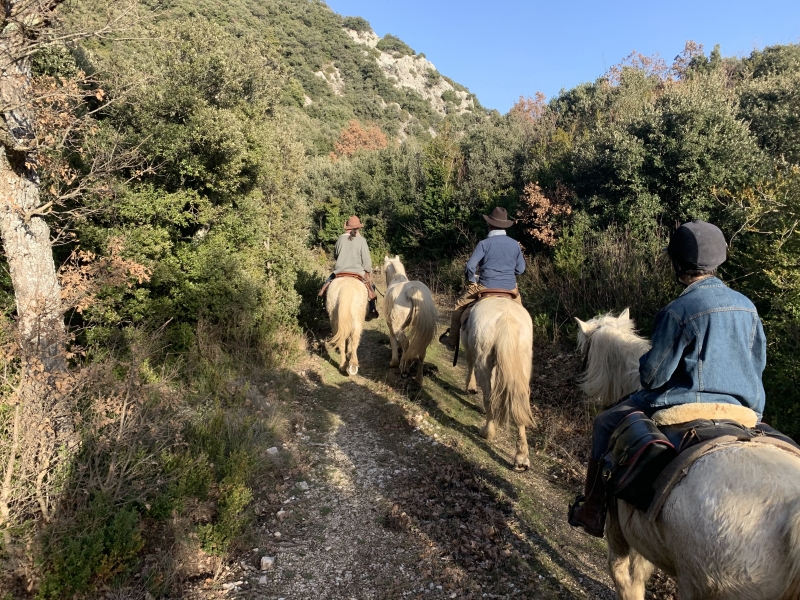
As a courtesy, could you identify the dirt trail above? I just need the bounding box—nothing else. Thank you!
[201,306,622,600]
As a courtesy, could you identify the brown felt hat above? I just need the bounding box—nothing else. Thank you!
[344,215,363,230]
[482,207,515,228]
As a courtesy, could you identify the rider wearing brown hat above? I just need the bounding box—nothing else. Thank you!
[325,215,379,319]
[439,207,526,350]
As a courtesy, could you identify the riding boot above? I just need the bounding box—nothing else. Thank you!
[366,298,379,321]
[568,458,607,538]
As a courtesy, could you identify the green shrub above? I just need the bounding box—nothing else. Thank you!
[342,16,371,32]
[376,34,415,56]
[37,495,144,599]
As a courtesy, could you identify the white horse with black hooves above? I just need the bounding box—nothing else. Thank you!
[326,276,368,376]
[463,297,535,471]
[383,256,437,385]
[576,309,800,600]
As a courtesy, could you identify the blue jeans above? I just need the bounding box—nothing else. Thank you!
[590,396,658,460]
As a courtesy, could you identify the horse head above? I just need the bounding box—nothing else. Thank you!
[383,254,405,284]
[575,308,648,407]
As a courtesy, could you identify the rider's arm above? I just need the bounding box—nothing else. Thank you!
[515,246,526,276]
[465,242,485,283]
[360,237,373,274]
[638,308,688,391]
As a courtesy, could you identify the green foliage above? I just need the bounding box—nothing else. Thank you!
[376,33,415,56]
[37,495,144,599]
[342,16,371,32]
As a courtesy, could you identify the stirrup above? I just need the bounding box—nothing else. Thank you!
[567,495,586,527]
[438,329,455,349]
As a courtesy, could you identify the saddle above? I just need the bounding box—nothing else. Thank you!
[460,288,519,326]
[603,403,800,518]
[318,272,377,300]
[452,288,520,367]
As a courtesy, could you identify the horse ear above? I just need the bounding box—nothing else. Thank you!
[619,308,630,320]
[395,255,399,261]
[575,317,591,335]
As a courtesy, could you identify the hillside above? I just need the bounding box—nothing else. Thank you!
[158,0,483,152]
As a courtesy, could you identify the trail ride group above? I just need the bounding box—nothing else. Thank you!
[319,209,800,600]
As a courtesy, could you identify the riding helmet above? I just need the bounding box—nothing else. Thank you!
[666,220,727,271]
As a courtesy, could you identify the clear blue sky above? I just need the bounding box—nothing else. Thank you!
[325,0,800,113]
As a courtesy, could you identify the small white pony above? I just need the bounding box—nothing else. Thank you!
[575,308,650,407]
[326,276,368,376]
[383,256,437,384]
[576,309,800,600]
[463,296,535,471]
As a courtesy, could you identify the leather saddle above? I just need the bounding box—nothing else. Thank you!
[460,288,519,326]
[318,272,376,300]
[603,403,800,517]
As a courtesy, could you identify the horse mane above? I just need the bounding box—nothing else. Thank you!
[576,309,651,408]
[384,255,408,286]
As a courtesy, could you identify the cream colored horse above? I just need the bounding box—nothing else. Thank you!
[576,310,800,600]
[383,256,437,384]
[326,276,368,376]
[463,297,535,471]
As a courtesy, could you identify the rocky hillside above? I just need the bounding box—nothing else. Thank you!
[156,0,482,152]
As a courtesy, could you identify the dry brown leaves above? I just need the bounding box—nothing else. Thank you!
[517,182,574,248]
[331,119,389,160]
[59,237,151,313]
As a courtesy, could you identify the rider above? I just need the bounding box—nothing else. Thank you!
[439,207,526,351]
[568,220,767,537]
[330,215,380,320]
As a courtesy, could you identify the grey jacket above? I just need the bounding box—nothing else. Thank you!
[333,233,372,276]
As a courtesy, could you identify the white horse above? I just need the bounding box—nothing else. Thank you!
[383,256,438,384]
[326,276,368,376]
[576,309,800,600]
[463,297,535,471]
[575,308,651,407]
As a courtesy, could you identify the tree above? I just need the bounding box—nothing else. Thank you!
[0,0,138,535]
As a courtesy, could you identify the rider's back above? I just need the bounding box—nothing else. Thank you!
[635,276,766,416]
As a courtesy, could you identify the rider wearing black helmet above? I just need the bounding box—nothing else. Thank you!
[568,220,767,538]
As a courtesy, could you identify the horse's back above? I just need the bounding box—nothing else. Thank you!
[468,297,532,340]
[621,443,800,599]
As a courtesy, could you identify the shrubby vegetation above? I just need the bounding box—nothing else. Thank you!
[1,0,800,595]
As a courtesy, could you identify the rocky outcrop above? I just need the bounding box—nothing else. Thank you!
[315,64,345,96]
[344,28,474,117]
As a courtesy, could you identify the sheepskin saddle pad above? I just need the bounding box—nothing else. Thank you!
[603,403,800,517]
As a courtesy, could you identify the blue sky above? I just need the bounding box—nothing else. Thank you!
[325,0,800,113]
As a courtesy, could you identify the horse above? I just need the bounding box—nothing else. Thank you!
[575,308,651,408]
[383,256,438,384]
[325,275,369,376]
[463,296,535,471]
[576,309,800,600]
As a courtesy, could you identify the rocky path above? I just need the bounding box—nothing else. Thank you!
[200,313,626,600]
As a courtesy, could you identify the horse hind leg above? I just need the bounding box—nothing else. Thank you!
[465,348,479,395]
[347,320,363,376]
[607,508,653,600]
[388,321,400,368]
[514,423,530,471]
[414,349,425,385]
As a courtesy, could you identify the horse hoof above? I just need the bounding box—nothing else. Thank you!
[389,360,399,368]
[467,387,478,395]
[348,364,359,376]
[514,456,531,472]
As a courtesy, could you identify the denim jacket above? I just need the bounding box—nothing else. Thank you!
[631,277,766,417]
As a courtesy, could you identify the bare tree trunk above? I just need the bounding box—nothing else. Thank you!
[0,5,75,533]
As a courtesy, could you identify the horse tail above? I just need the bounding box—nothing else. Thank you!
[784,500,800,600]
[489,312,534,428]
[400,285,437,372]
[329,281,357,350]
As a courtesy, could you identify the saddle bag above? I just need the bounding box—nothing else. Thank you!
[602,411,676,509]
